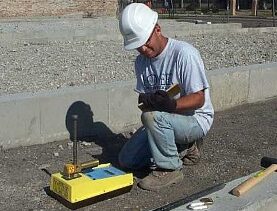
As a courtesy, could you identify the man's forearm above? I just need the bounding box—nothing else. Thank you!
[175,90,205,112]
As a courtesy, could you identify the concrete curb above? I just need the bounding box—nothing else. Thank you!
[208,62,277,111]
[1,17,277,44]
[0,62,276,149]
[171,171,277,211]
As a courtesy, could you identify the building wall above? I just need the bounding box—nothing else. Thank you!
[0,0,118,18]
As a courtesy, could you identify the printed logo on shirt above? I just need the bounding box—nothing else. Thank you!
[142,73,173,92]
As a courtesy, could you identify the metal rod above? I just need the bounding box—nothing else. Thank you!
[226,0,230,23]
[273,0,276,27]
[72,115,78,165]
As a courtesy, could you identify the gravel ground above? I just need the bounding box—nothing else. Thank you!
[0,98,276,211]
[0,30,277,96]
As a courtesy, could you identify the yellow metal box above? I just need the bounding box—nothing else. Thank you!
[50,163,133,203]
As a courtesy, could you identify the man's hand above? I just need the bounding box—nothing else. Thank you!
[138,90,177,113]
[138,93,154,111]
[152,90,177,113]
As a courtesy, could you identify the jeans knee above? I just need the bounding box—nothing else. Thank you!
[142,111,170,130]
[141,111,162,127]
[118,148,137,170]
[118,150,129,169]
[141,112,153,125]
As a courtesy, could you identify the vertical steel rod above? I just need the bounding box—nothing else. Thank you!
[273,0,276,27]
[226,0,230,23]
[72,115,78,165]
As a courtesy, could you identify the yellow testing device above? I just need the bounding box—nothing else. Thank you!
[49,115,133,205]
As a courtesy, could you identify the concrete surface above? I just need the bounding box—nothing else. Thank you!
[172,171,277,211]
[0,80,140,148]
[0,62,276,149]
[1,16,277,44]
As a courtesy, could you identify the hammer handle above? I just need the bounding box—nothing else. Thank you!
[231,164,277,197]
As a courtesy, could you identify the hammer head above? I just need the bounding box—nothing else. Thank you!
[261,156,277,168]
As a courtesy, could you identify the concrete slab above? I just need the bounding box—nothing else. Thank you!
[248,63,277,103]
[0,81,140,148]
[170,172,277,211]
[1,17,277,43]
[0,62,276,149]
[0,94,41,147]
[208,67,249,111]
[108,82,141,129]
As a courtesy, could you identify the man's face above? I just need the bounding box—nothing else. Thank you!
[136,25,164,58]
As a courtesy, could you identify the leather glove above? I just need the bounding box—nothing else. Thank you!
[151,90,177,113]
[138,90,176,113]
[138,93,155,111]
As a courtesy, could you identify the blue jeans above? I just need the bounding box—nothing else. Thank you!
[118,111,204,170]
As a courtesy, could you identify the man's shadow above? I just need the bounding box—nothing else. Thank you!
[65,101,127,167]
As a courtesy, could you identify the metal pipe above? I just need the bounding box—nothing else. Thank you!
[72,115,78,165]
[226,0,230,23]
[273,0,276,27]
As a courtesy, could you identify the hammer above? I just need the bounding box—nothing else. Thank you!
[231,156,277,197]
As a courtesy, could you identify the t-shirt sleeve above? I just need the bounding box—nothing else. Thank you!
[178,47,209,95]
[135,57,145,93]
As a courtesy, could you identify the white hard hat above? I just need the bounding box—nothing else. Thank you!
[119,3,158,50]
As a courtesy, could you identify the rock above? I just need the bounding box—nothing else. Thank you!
[67,142,73,147]
[81,141,92,146]
[38,164,50,170]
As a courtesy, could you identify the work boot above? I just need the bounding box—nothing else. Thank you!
[138,168,184,191]
[178,138,203,166]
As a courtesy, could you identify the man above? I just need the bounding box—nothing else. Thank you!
[118,3,214,191]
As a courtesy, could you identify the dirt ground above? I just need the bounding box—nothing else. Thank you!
[0,97,276,211]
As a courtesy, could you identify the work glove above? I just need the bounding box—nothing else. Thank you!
[138,93,155,111]
[152,90,177,113]
[138,90,177,113]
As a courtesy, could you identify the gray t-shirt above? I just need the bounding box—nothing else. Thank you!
[135,38,214,134]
